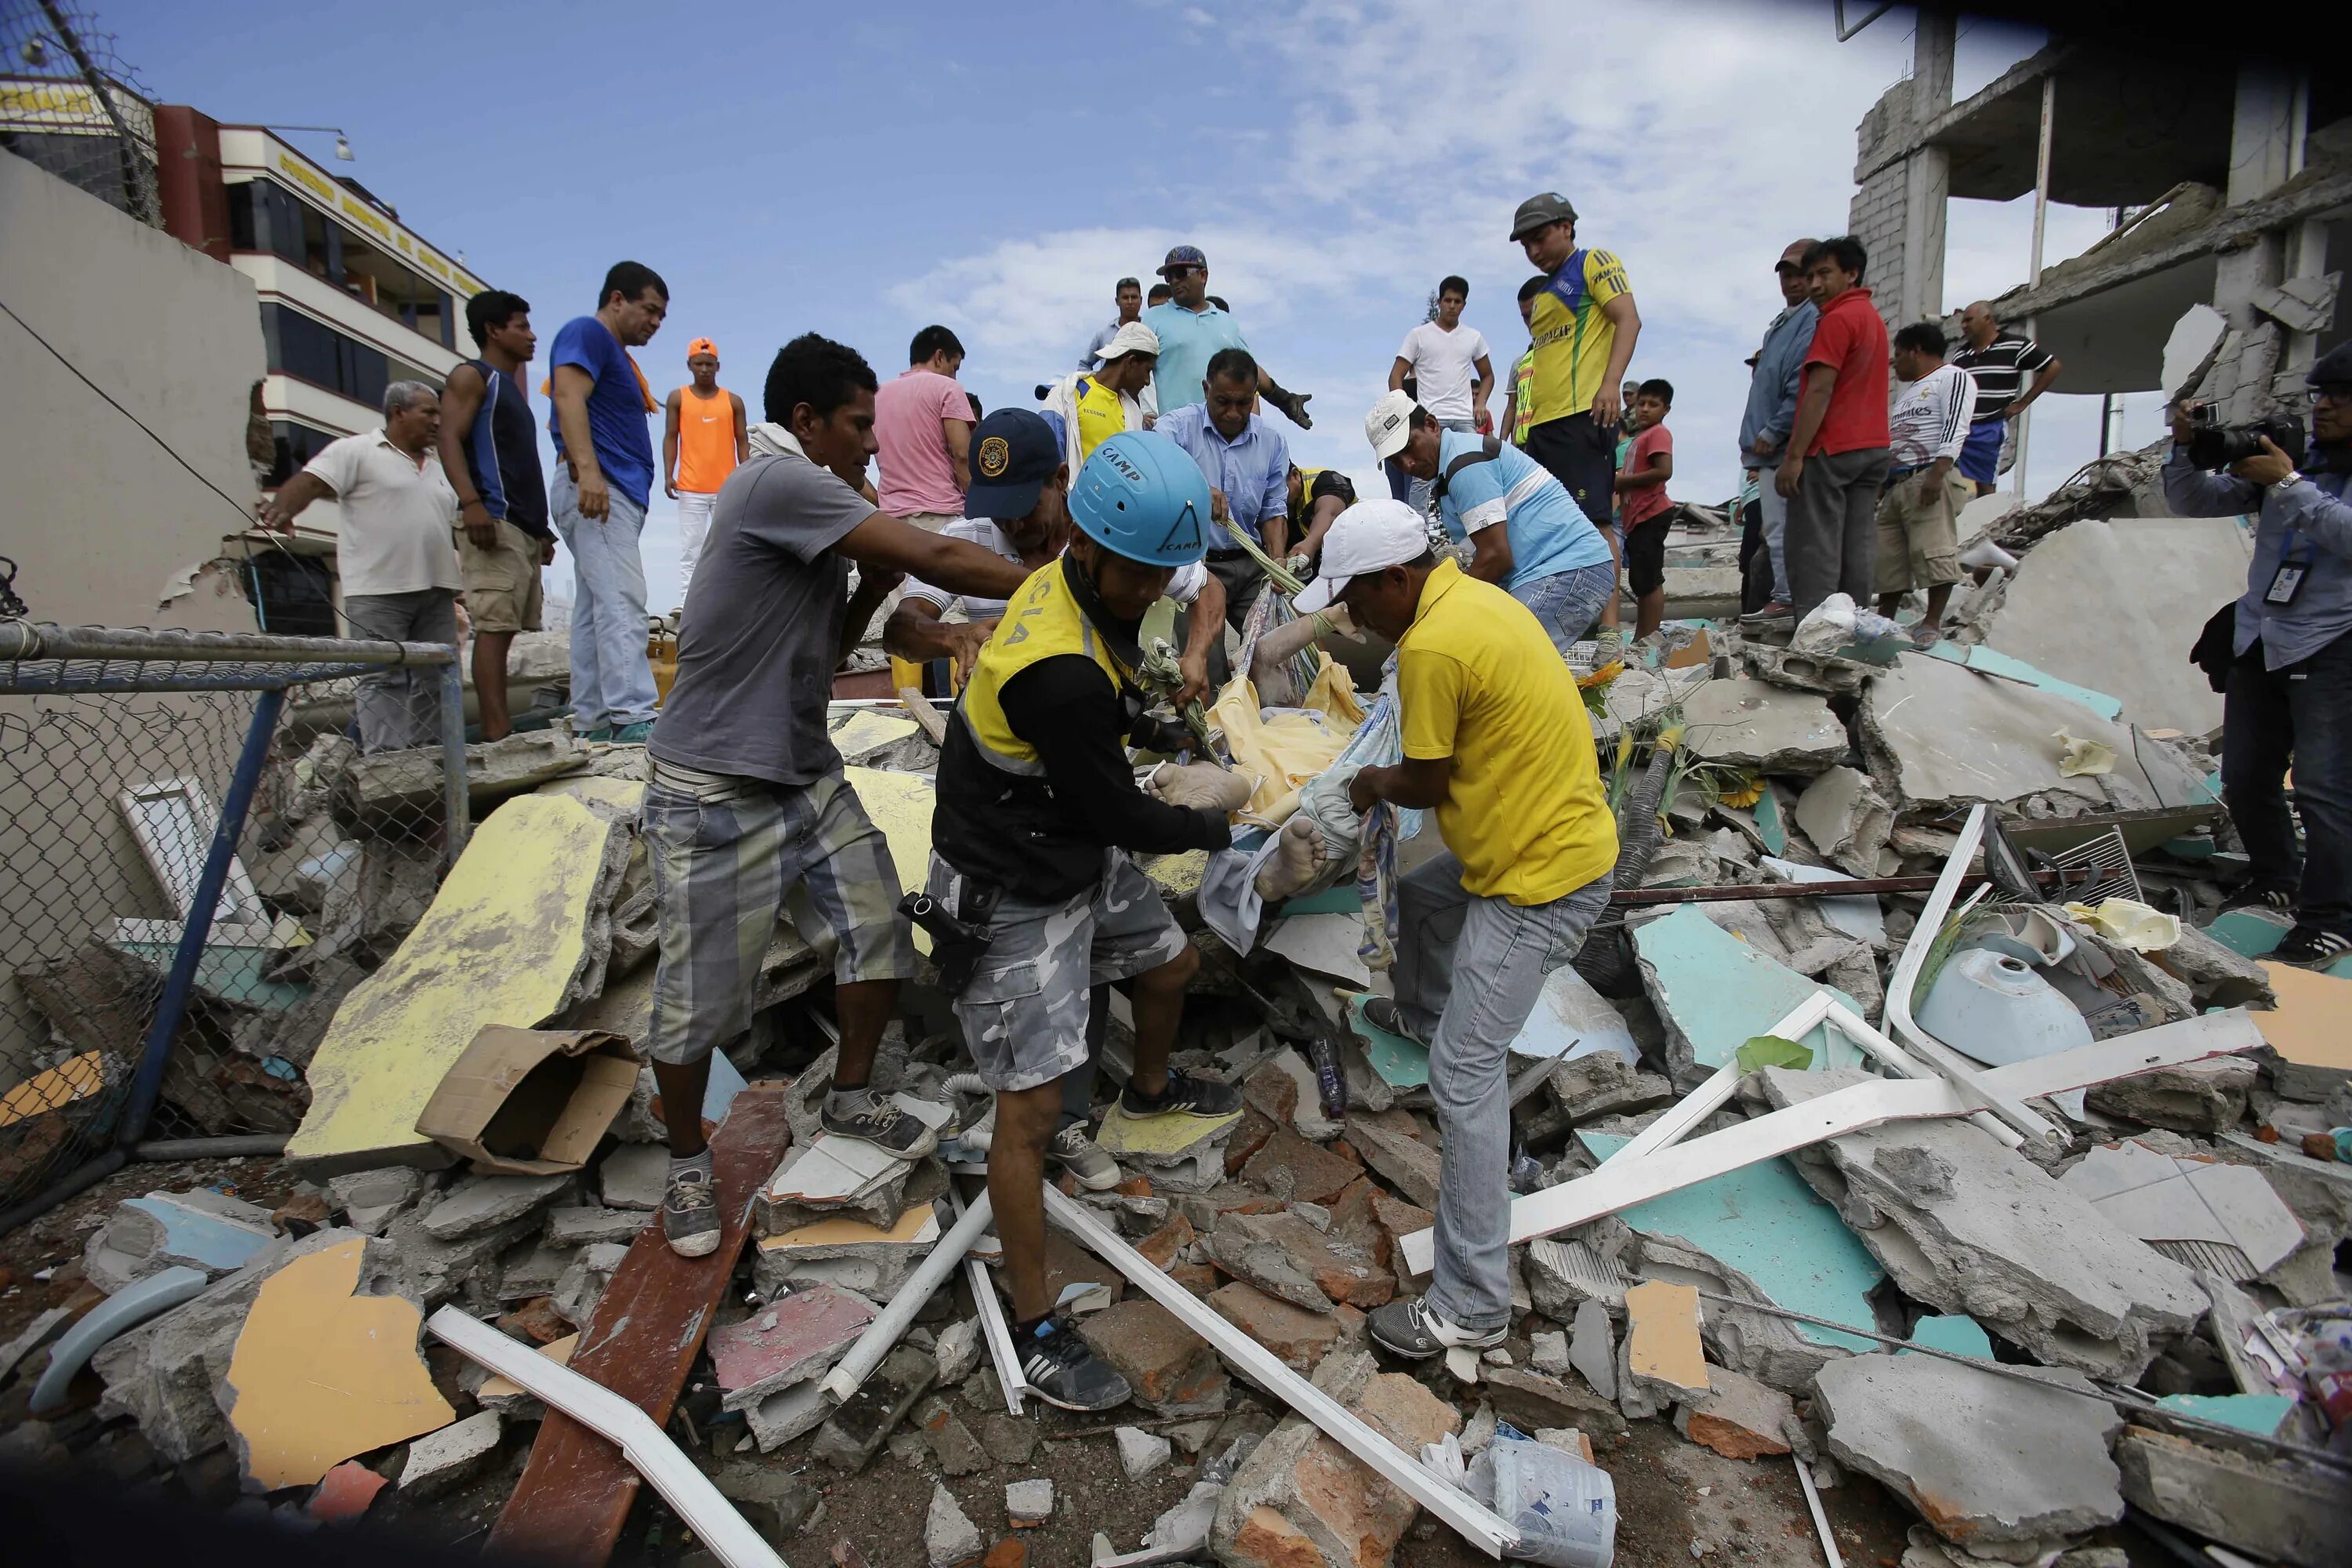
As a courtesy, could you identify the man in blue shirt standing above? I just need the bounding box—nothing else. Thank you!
[2163,344,2352,969]
[1736,239,1817,626]
[550,260,669,742]
[1159,348,1290,656]
[1141,245,1314,428]
[1367,390,1615,657]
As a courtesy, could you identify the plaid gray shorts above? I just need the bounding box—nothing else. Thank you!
[644,760,915,1066]
[931,849,1189,1093]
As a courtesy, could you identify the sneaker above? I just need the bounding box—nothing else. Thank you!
[660,1164,721,1259]
[820,1086,940,1161]
[612,720,655,744]
[1356,995,1428,1047]
[2220,887,2294,916]
[1738,601,1795,627]
[1117,1066,1243,1122]
[1048,1121,1120,1191]
[578,724,615,742]
[2272,925,2352,970]
[1368,1297,1506,1360]
[1017,1314,1131,1412]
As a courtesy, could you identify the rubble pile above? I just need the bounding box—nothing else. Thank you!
[4,553,2350,1568]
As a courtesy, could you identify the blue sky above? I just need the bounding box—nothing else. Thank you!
[106,0,2151,609]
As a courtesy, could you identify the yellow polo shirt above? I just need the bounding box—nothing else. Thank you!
[1525,248,1631,428]
[1073,376,1127,467]
[1397,559,1617,904]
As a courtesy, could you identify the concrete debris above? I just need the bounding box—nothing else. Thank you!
[1634,905,1866,1087]
[397,1410,503,1497]
[1209,1281,1365,1371]
[755,1204,943,1301]
[1079,1299,1229,1416]
[712,1282,877,1412]
[83,1189,275,1294]
[1210,1374,1458,1568]
[932,1316,983,1387]
[1528,1328,1571,1376]
[326,1167,425,1235]
[1343,1109,1443,1209]
[597,1142,668,1210]
[542,1204,646,1247]
[811,1344,937,1473]
[914,1397,990,1476]
[1673,1364,1795,1458]
[1570,1298,1618,1401]
[1480,1365,1627,1436]
[1815,1352,2122,1547]
[1858,654,2163,815]
[1116,1424,1172,1479]
[1759,1066,2206,1381]
[2060,1139,2303,1276]
[1237,1124,1360,1205]
[2114,1425,2350,1568]
[1792,765,1894,877]
[926,1481,985,1568]
[1004,1477,1054,1526]
[1548,1053,1674,1124]
[550,1240,631,1327]
[2083,1054,2256,1133]
[1201,1209,1392,1312]
[1676,675,1849,776]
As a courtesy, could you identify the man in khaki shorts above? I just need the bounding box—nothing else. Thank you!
[439,289,556,738]
[1875,321,1978,647]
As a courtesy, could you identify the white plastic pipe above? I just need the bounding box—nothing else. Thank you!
[945,1178,1025,1414]
[426,1306,786,1568]
[821,1189,996,1403]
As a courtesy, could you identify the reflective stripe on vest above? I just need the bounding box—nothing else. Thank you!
[954,558,1134,777]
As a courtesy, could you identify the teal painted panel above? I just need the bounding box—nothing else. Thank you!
[1923,642,2124,722]
[1632,905,1865,1070]
[2154,1392,2296,1436]
[1280,885,1366,916]
[1348,993,1428,1088]
[1753,786,1787,858]
[1901,1315,1994,1360]
[1583,1131,1882,1353]
[119,1196,272,1272]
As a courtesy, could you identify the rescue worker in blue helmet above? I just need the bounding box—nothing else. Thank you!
[927,430,1250,1410]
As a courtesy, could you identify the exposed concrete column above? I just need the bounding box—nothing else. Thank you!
[1849,12,1957,328]
[2211,63,2307,417]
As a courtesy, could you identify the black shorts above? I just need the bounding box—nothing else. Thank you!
[1523,412,1617,524]
[1624,518,1668,597]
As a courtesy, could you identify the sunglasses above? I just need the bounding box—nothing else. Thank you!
[1162,266,1201,280]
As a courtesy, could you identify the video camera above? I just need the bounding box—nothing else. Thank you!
[2185,407,2307,471]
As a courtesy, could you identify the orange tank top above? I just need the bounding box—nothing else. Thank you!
[675,385,739,495]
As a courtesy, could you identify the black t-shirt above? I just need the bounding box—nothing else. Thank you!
[1950,335,2054,423]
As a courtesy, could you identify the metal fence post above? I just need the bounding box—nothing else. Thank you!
[115,685,285,1146]
[438,653,470,867]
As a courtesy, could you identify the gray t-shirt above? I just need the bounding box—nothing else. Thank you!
[648,451,875,786]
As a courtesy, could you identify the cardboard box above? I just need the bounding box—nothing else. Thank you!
[415,1026,640,1175]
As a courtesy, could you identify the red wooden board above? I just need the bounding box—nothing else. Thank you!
[489,1086,791,1566]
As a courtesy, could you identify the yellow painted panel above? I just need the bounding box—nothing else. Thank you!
[762,1205,940,1250]
[535,774,648,812]
[223,1238,455,1490]
[0,1050,106,1129]
[832,708,919,757]
[1096,1100,1241,1158]
[2255,962,2352,1069]
[477,1332,578,1402]
[287,794,621,1167]
[1625,1279,1710,1394]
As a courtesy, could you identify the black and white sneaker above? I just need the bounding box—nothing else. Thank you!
[1017,1314,1131,1412]
[2221,887,2295,916]
[2273,925,2352,970]
[1368,1297,1506,1361]
[1356,996,1429,1047]
[1117,1066,1242,1122]
[820,1087,939,1161]
[660,1165,721,1259]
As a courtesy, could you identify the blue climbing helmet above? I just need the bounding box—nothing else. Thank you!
[1068,430,1212,568]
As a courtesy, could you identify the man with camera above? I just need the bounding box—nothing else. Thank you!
[2165,343,2352,970]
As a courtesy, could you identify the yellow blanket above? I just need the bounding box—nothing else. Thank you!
[1212,653,1366,821]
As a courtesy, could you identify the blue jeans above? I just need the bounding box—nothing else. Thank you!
[1512,561,1617,657]
[1392,854,1613,1330]
[2223,632,2352,935]
[552,466,658,730]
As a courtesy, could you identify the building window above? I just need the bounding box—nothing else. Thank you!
[259,303,438,412]
[230,176,456,348]
[263,419,343,488]
[243,550,339,637]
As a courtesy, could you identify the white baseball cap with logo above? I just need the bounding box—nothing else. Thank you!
[1364,389,1418,462]
[1293,499,1431,613]
[1098,321,1161,360]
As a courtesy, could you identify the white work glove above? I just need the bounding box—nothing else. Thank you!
[1286,552,1312,576]
[1149,761,1253,813]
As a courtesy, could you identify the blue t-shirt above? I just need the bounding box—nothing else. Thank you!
[1434,428,1611,592]
[548,316,655,509]
[1143,301,1250,416]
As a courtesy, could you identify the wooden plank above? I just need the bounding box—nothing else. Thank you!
[490,1086,791,1567]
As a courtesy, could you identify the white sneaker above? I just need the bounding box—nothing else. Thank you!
[1368,1297,1505,1360]
[1048,1121,1120,1191]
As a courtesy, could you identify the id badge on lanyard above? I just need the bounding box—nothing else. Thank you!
[2267,527,2314,606]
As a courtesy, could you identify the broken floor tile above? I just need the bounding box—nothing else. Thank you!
[2152,1392,2296,1436]
[398,1410,502,1497]
[2060,1140,2303,1278]
[220,1234,456,1492]
[1761,1066,2209,1382]
[1922,640,2124,724]
[710,1282,877,1411]
[1095,1098,1241,1167]
[1760,855,1887,947]
[1816,1352,2122,1547]
[753,1203,942,1301]
[1631,904,1864,1087]
[1624,1279,1708,1399]
[307,1458,388,1522]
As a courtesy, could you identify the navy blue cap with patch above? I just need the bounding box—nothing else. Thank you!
[964,407,1062,521]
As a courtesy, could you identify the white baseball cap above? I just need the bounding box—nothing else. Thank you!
[1364,389,1418,461]
[1098,321,1161,361]
[1294,499,1430,613]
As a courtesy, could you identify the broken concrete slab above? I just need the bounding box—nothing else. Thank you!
[1982,517,2247,735]
[1760,1066,2206,1381]
[1678,675,1849,777]
[1344,1109,1442,1210]
[1481,1364,1627,1436]
[711,1282,877,1412]
[220,1233,456,1492]
[913,1396,989,1476]
[1791,766,1893,879]
[2059,1140,2303,1276]
[1858,654,2162,815]
[82,1190,276,1294]
[926,1480,985,1568]
[343,728,590,822]
[1549,1054,1674,1124]
[1815,1352,2122,1547]
[543,1205,648,1247]
[753,1204,942,1301]
[2084,1054,2256,1133]
[326,1166,424,1235]
[1632,904,1866,1086]
[1237,1124,1360,1206]
[398,1410,503,1497]
[288,793,634,1174]
[1202,1210,1392,1312]
[1675,1364,1795,1458]
[2115,1425,2349,1568]
[1208,1282,1362,1372]
[598,1142,667,1210]
[746,1381,831,1454]
[550,1241,630,1327]
[420,1173,573,1240]
[811,1343,937,1473]
[1210,1374,1459,1568]
[1079,1298,1230,1417]
[1529,1329,1571,1377]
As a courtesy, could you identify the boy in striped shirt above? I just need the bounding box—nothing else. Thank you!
[1875,321,1979,644]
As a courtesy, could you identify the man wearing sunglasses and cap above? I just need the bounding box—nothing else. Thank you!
[663,336,747,612]
[1141,244,1315,428]
[1298,498,1617,1363]
[927,430,1250,1409]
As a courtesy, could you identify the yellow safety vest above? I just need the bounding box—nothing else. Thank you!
[956,558,1136,776]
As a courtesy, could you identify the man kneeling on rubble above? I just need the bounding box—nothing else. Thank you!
[931,430,1250,1409]
[643,333,1032,1259]
[1299,499,1620,1360]
[2164,343,2352,970]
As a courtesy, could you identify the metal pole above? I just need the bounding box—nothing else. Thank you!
[0,622,450,667]
[437,657,470,866]
[2014,74,2056,498]
[117,687,285,1145]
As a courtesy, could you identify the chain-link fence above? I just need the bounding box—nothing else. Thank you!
[0,0,159,227]
[0,625,468,1224]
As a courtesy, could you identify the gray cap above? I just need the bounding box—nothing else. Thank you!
[1511,191,1578,241]
[2308,341,2352,388]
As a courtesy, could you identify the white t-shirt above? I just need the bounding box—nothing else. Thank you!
[303,430,461,597]
[1886,363,1980,470]
[901,519,1206,619]
[1397,321,1494,423]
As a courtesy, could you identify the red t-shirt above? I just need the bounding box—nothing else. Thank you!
[1621,422,1673,529]
[1802,287,1891,456]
